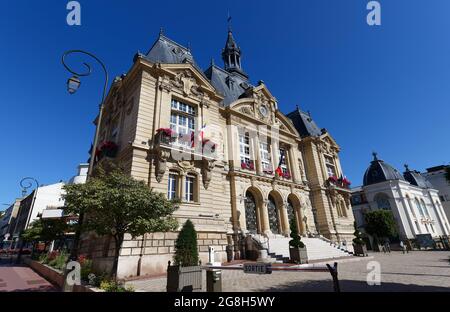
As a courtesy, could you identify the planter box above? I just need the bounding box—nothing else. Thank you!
[166,265,202,292]
[353,243,368,257]
[23,258,99,292]
[289,247,308,264]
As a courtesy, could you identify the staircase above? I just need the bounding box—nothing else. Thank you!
[267,236,354,263]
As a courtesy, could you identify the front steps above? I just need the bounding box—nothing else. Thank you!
[266,236,354,263]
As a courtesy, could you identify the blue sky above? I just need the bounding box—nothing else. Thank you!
[1,0,450,209]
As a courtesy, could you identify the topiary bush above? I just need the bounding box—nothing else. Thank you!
[353,221,366,245]
[174,220,199,267]
[289,218,305,248]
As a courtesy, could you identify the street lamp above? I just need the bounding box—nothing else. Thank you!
[62,50,109,262]
[16,177,39,263]
[67,75,81,94]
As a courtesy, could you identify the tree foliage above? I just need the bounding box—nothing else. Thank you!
[63,163,179,278]
[289,217,305,248]
[364,210,397,239]
[174,220,199,267]
[21,218,68,244]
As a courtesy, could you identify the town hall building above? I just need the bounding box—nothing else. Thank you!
[80,28,356,278]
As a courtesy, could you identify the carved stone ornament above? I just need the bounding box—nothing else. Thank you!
[155,149,171,183]
[239,106,253,115]
[201,159,216,189]
[172,70,198,96]
[158,75,172,92]
[177,160,194,171]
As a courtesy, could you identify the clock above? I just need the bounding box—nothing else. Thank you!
[259,105,268,117]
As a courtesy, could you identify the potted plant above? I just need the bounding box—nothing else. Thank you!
[240,160,255,171]
[167,220,202,292]
[288,218,308,264]
[352,222,367,256]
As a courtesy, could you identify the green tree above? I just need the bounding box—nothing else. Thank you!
[364,210,397,241]
[22,218,68,246]
[174,220,199,267]
[63,164,179,279]
[289,218,305,248]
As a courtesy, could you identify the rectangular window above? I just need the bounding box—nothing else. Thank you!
[185,176,195,202]
[325,155,336,177]
[278,148,288,174]
[170,99,196,148]
[239,132,251,165]
[260,142,272,171]
[168,174,178,200]
[109,116,120,143]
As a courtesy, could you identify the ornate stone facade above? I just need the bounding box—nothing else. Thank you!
[80,30,355,278]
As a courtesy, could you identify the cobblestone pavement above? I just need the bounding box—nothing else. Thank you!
[127,251,450,292]
[0,257,57,292]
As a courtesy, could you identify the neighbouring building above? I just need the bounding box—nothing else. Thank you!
[81,28,355,278]
[352,153,450,247]
[0,198,22,248]
[9,163,89,249]
[422,165,450,222]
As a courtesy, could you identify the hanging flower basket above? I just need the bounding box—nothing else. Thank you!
[328,175,338,184]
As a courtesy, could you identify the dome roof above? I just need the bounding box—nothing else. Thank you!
[363,153,405,186]
[403,165,434,189]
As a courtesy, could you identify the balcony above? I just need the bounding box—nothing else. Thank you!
[327,175,351,190]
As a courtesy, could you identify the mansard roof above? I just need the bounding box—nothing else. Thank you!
[204,64,252,106]
[286,107,323,138]
[144,34,201,70]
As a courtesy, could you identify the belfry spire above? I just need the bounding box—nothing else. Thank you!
[221,24,248,79]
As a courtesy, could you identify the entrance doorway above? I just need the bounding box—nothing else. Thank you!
[245,191,258,234]
[267,195,280,234]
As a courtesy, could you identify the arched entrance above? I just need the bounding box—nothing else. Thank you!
[267,194,280,234]
[244,191,258,234]
[288,194,305,235]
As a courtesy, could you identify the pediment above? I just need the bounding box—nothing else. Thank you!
[158,63,220,99]
[319,132,340,151]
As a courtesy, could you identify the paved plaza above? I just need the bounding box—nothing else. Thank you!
[127,251,450,292]
[0,257,57,292]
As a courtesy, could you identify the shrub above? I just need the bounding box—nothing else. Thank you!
[289,218,305,248]
[48,251,68,271]
[78,255,93,282]
[100,280,135,292]
[352,221,366,245]
[174,220,199,267]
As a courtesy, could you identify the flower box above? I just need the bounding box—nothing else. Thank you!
[241,161,255,171]
[156,128,178,145]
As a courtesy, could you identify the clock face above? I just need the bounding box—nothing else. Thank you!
[259,105,268,117]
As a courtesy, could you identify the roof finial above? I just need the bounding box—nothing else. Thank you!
[227,12,232,32]
[210,58,215,66]
[187,42,191,52]
[372,151,378,161]
[404,164,410,172]
[296,104,300,111]
[159,27,164,36]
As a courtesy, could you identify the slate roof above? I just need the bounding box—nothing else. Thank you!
[286,107,323,138]
[403,166,434,189]
[143,34,203,73]
[363,154,406,186]
[204,64,252,106]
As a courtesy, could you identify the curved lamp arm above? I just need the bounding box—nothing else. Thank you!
[20,177,39,197]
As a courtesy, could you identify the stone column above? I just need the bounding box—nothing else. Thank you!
[261,200,271,235]
[253,135,262,175]
[287,146,299,183]
[280,203,290,236]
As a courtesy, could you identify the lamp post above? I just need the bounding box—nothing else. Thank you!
[62,50,109,261]
[16,177,39,263]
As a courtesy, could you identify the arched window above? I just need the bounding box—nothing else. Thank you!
[245,191,258,234]
[374,193,391,210]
